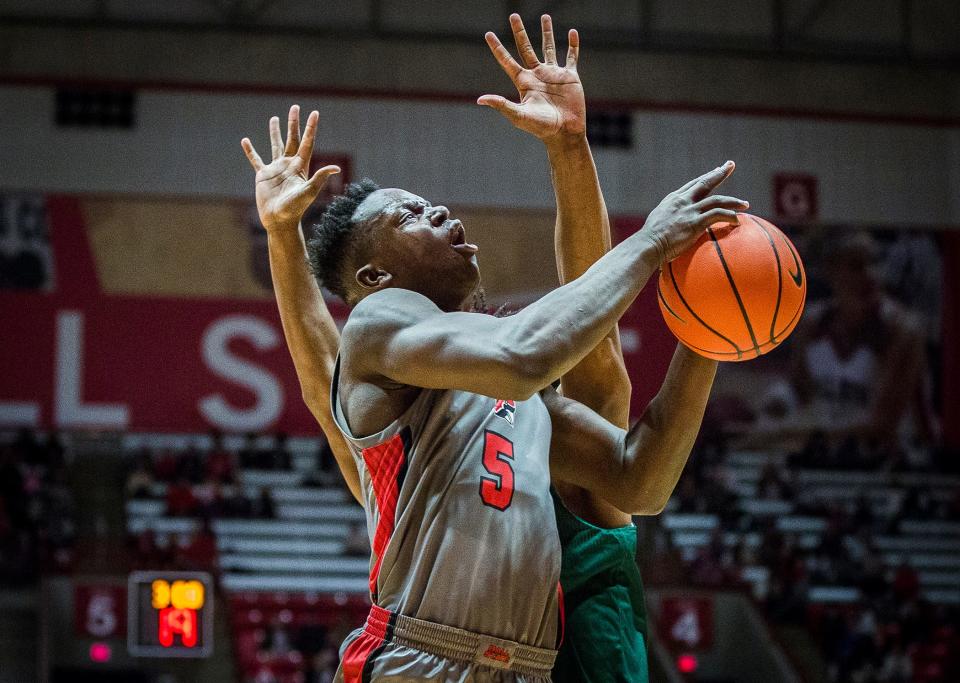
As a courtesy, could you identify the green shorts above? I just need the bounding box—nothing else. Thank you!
[552,489,649,683]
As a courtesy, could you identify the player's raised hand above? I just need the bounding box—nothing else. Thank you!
[642,162,751,264]
[478,14,585,141]
[241,105,340,232]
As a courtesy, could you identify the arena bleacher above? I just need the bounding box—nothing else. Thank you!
[650,432,960,681]
[112,426,960,681]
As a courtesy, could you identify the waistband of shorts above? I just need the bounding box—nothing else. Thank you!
[364,605,557,676]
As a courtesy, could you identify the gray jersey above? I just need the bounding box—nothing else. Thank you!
[331,361,561,650]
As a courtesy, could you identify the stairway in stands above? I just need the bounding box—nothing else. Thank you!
[661,449,960,606]
[127,477,368,595]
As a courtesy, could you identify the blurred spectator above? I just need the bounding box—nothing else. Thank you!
[153,448,179,482]
[0,430,76,583]
[892,561,920,603]
[877,640,912,682]
[305,645,338,683]
[205,430,236,484]
[789,231,930,447]
[194,481,222,518]
[176,517,218,570]
[239,432,260,469]
[306,438,341,488]
[221,485,253,518]
[757,462,791,500]
[177,443,204,483]
[261,617,293,655]
[166,476,198,517]
[265,433,293,471]
[252,487,276,520]
[126,452,155,499]
[13,428,43,467]
[132,528,163,568]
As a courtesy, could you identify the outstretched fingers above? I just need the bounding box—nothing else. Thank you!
[510,13,540,68]
[476,94,523,124]
[298,110,320,167]
[240,138,264,171]
[284,105,301,157]
[541,15,557,65]
[485,32,523,81]
[694,194,750,212]
[566,28,579,69]
[269,116,283,162]
[678,161,736,198]
[308,164,341,193]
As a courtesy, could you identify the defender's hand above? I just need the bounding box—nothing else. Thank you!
[642,162,750,265]
[241,105,340,232]
[478,14,585,141]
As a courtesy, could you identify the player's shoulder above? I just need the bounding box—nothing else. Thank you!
[344,288,440,341]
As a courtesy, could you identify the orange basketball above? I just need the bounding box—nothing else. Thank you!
[657,214,807,361]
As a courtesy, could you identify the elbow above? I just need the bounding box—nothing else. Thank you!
[631,496,669,517]
[495,343,557,401]
[617,484,669,517]
[300,386,332,421]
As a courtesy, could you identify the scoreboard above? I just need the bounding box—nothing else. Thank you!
[127,571,214,657]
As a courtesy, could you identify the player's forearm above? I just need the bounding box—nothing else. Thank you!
[546,134,612,281]
[504,227,660,392]
[545,134,630,427]
[619,345,717,514]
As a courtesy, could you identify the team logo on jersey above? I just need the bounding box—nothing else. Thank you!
[492,399,516,426]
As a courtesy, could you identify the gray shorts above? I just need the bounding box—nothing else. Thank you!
[335,606,554,682]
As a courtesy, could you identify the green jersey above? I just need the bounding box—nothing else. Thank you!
[552,489,649,683]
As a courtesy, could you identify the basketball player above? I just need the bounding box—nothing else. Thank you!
[240,23,745,683]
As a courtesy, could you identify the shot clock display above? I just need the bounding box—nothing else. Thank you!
[127,571,214,657]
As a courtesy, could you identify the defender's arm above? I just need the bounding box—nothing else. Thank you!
[546,130,631,426]
[267,227,362,503]
[545,344,718,515]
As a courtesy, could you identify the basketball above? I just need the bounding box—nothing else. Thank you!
[657,214,807,361]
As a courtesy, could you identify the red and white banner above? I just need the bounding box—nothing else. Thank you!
[0,198,676,434]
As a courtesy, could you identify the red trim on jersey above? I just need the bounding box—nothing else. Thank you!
[340,606,393,683]
[556,582,566,648]
[340,630,382,683]
[362,432,409,599]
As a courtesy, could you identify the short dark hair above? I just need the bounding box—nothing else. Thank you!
[306,178,380,304]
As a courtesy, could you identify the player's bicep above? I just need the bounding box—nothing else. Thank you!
[346,289,543,399]
[543,388,629,502]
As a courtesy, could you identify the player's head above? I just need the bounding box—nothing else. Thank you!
[825,231,880,320]
[307,180,480,311]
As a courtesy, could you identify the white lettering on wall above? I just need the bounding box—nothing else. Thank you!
[198,315,283,431]
[55,310,130,428]
[0,401,41,427]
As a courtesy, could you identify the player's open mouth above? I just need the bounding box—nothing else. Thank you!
[449,222,479,255]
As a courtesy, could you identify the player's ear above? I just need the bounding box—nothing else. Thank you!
[356,264,393,291]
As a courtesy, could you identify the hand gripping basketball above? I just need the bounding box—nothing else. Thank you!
[641,161,749,265]
[658,214,807,361]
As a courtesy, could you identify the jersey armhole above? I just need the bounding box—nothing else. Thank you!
[331,355,432,450]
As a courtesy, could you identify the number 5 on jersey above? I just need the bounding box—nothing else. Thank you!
[479,430,514,511]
